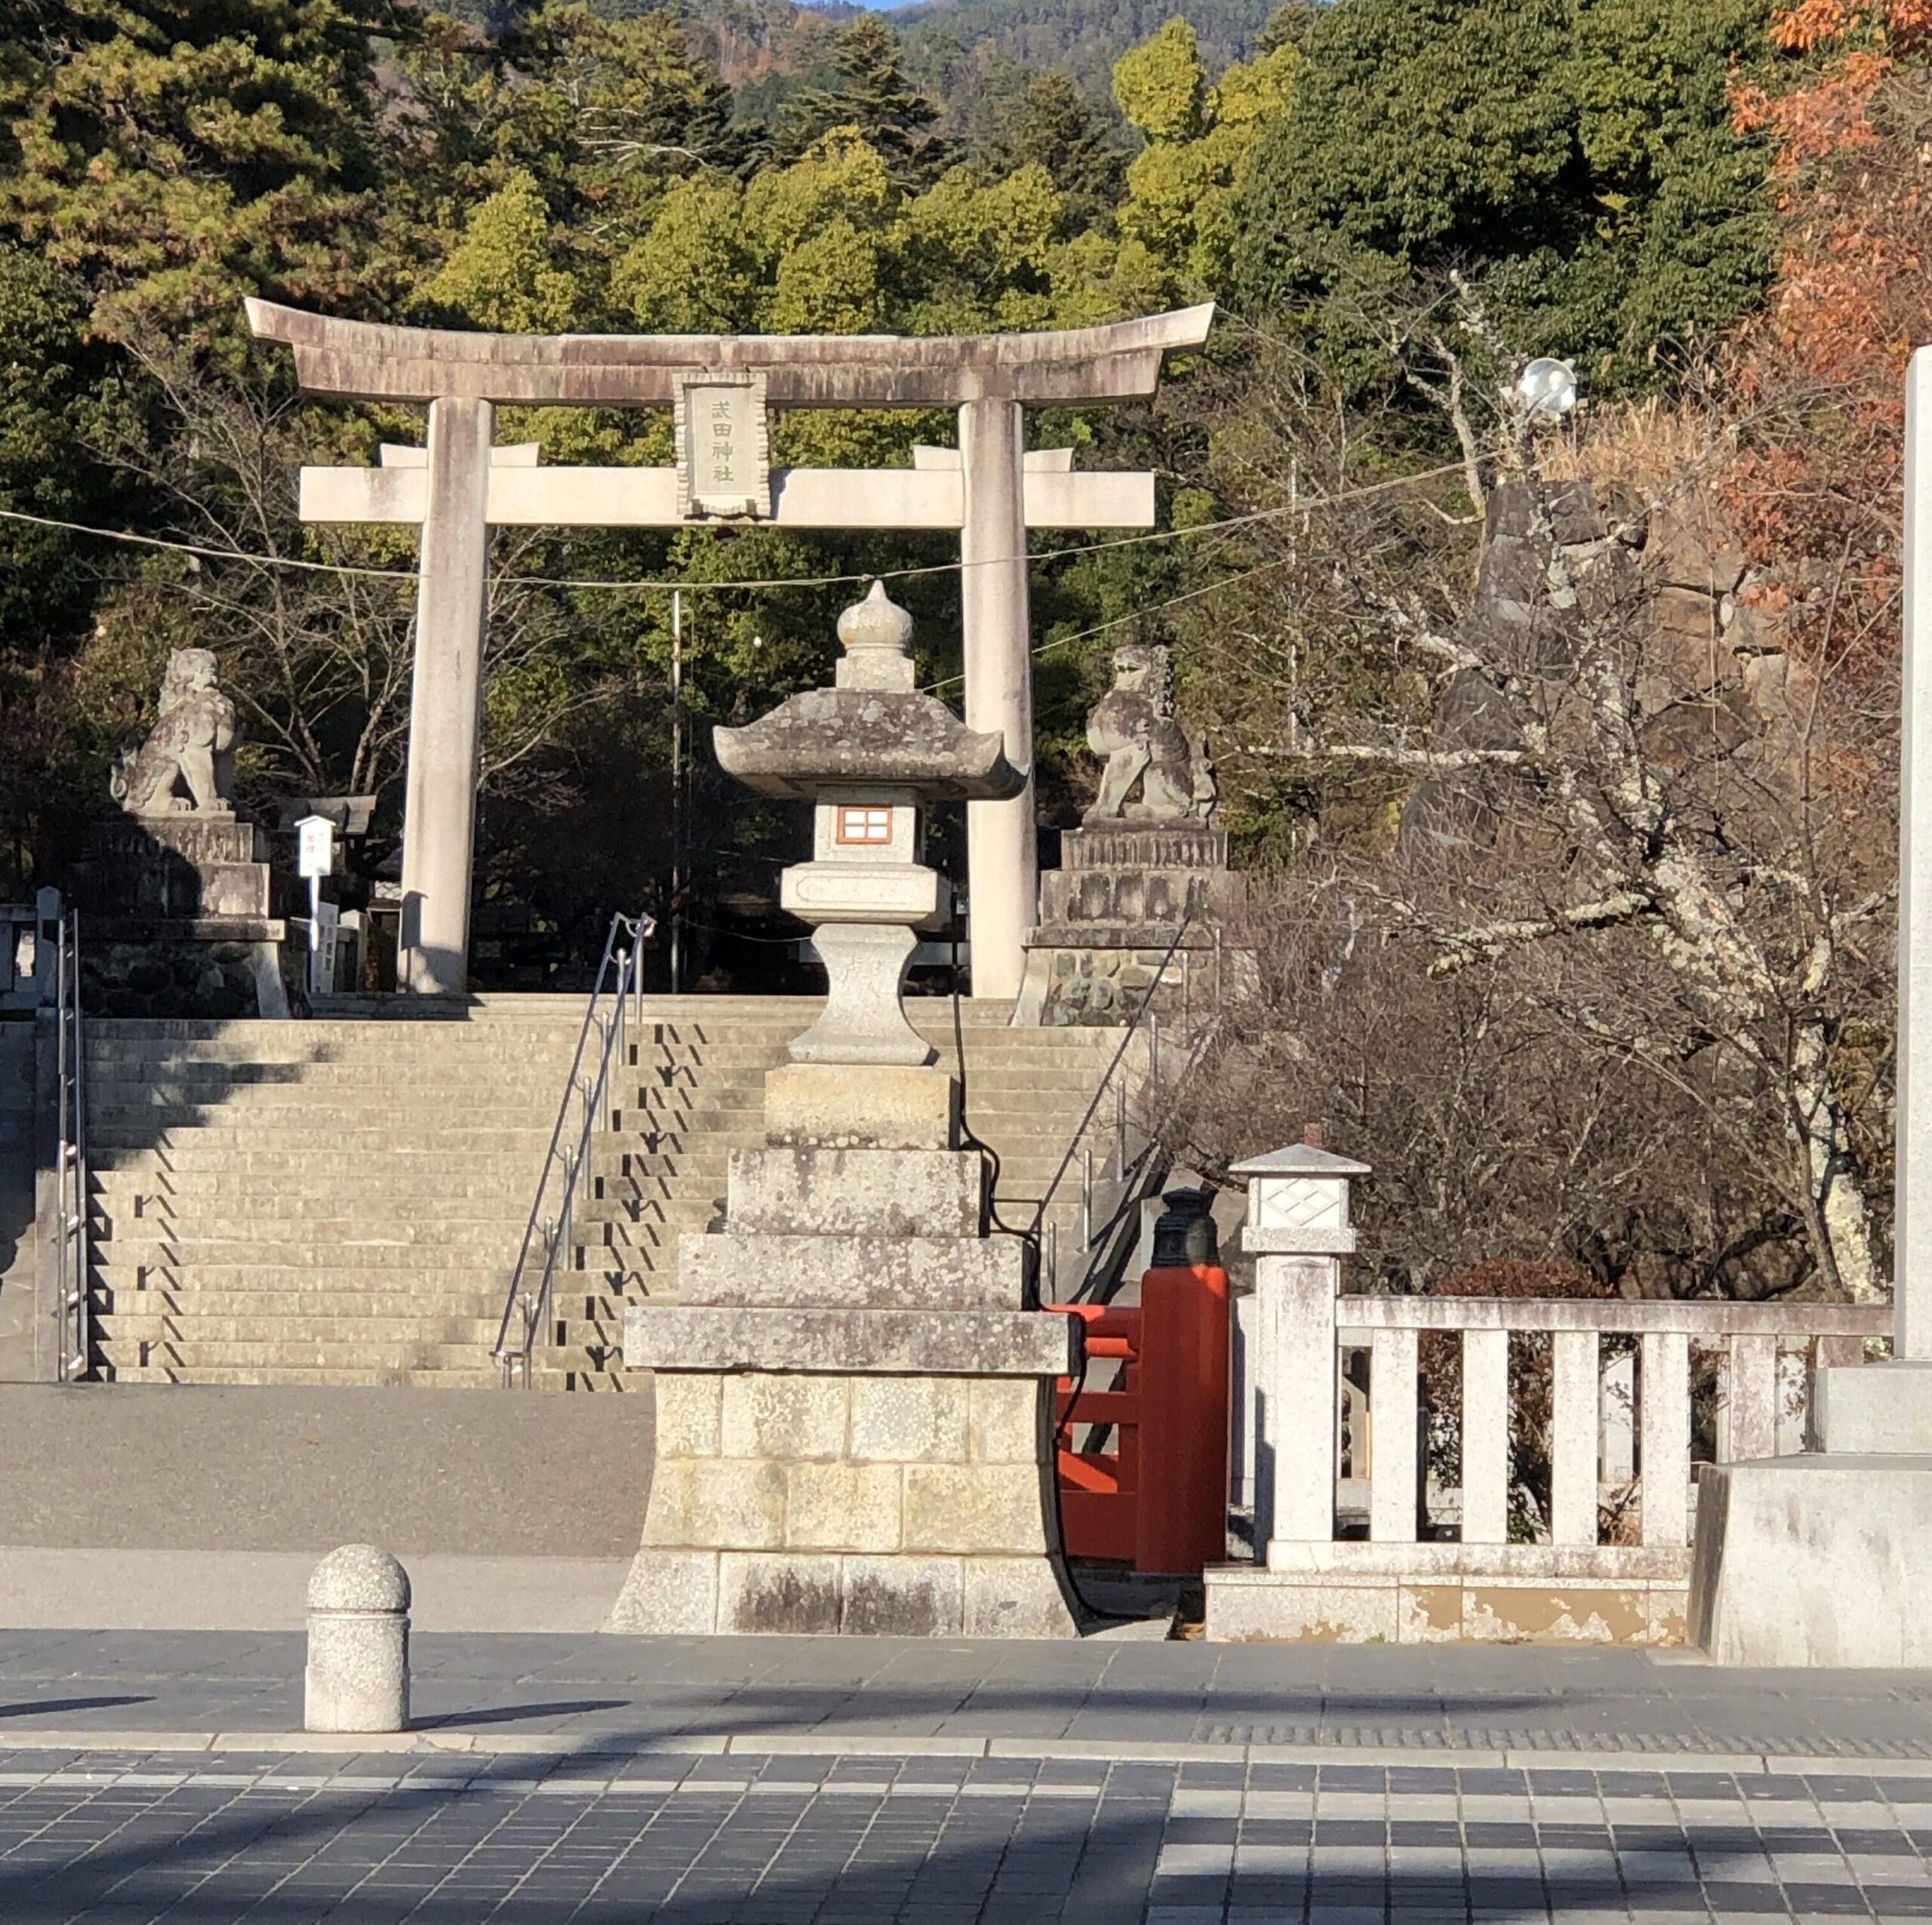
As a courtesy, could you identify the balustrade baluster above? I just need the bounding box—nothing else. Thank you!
[1369,1329,1420,1542]
[1639,1331,1692,1546]
[1549,1329,1599,1545]
[1460,1328,1509,1544]
[1723,1333,1779,1464]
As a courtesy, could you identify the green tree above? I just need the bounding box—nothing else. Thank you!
[417,170,580,331]
[1112,17,1297,295]
[777,16,946,183]
[993,71,1125,224]
[1232,0,1774,384]
[0,0,396,338]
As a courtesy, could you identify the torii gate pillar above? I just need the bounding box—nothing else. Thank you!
[959,397,1032,1000]
[402,397,493,995]
[249,300,1212,1001]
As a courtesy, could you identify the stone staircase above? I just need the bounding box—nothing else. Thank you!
[84,996,1142,1390]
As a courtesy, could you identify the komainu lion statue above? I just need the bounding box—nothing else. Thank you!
[1083,643,1215,823]
[111,647,237,816]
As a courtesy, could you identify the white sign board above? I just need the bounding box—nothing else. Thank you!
[674,371,769,520]
[296,813,336,879]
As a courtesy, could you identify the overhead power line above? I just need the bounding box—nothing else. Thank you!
[0,459,1470,596]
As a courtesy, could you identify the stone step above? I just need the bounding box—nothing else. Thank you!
[94,1216,527,1246]
[91,1146,558,1171]
[92,1336,521,1367]
[80,1026,1106,1062]
[96,1312,509,1344]
[86,1187,534,1222]
[94,1243,519,1272]
[95,1288,515,1317]
[88,995,1023,1028]
[102,1364,511,1388]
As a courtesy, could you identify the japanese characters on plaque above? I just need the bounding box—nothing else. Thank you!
[673,371,771,520]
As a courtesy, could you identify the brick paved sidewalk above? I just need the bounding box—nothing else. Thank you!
[9,1633,1932,1920]
[4,1745,1932,1923]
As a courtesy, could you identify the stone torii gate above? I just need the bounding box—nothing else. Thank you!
[246,299,1214,999]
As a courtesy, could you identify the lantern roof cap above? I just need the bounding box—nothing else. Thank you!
[1230,1143,1371,1179]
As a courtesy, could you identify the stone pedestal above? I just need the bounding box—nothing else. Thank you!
[615,1146,1080,1637]
[1689,1361,1932,1665]
[69,816,293,1017]
[1024,825,1247,1026]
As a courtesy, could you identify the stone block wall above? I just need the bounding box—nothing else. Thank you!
[609,1369,1075,1636]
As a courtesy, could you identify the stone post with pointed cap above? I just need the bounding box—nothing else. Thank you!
[614,585,1082,1639]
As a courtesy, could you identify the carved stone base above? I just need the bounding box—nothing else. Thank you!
[1026,823,1249,1026]
[79,925,295,1019]
[75,816,275,921]
[69,816,294,1016]
[1038,824,1243,930]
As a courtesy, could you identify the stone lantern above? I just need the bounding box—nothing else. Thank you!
[617,583,1083,1640]
[710,580,1018,1143]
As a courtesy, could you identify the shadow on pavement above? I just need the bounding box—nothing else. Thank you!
[0,1768,1885,1924]
[0,1695,153,1721]
[406,1699,632,1731]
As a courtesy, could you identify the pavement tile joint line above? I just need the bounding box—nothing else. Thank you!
[8,1728,1932,1779]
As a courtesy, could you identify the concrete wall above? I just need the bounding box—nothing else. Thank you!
[0,1019,35,1382]
[0,1382,654,1557]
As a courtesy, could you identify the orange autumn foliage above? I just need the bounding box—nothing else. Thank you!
[1719,0,1932,668]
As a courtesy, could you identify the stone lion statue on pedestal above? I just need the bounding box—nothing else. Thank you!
[1083,643,1215,823]
[111,647,237,817]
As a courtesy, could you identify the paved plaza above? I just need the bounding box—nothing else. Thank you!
[3,1634,1932,1920]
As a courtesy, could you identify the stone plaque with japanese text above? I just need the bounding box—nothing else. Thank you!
[674,371,770,519]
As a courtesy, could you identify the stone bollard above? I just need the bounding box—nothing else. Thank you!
[304,1545,411,1733]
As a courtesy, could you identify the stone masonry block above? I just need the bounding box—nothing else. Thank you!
[605,1549,720,1635]
[679,1234,1025,1312]
[968,1379,1044,1463]
[651,1373,721,1456]
[764,1062,958,1150]
[961,1555,1078,1638]
[721,1374,849,1460]
[641,1457,786,1551]
[719,1552,842,1635]
[903,1464,1048,1556]
[841,1556,964,1637]
[728,1148,984,1238]
[785,1462,903,1551]
[850,1378,968,1462]
[626,1304,1076,1376]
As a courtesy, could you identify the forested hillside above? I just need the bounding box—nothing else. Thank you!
[0,0,1920,1303]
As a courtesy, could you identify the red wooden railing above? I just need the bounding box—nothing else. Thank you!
[1044,1263,1230,1574]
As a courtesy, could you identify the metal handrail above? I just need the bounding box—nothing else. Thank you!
[493,911,648,1386]
[54,907,91,1381]
[1030,913,1199,1301]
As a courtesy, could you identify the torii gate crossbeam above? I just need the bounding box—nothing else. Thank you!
[248,299,1214,1001]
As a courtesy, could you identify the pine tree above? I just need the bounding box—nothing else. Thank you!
[778,16,946,183]
[995,72,1124,220]
[0,0,398,337]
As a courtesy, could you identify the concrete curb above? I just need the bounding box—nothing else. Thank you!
[3,1728,1931,1776]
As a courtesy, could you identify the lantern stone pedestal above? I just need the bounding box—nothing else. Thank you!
[612,586,1082,1637]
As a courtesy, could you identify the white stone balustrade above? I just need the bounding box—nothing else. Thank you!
[1208,1139,1890,1644]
